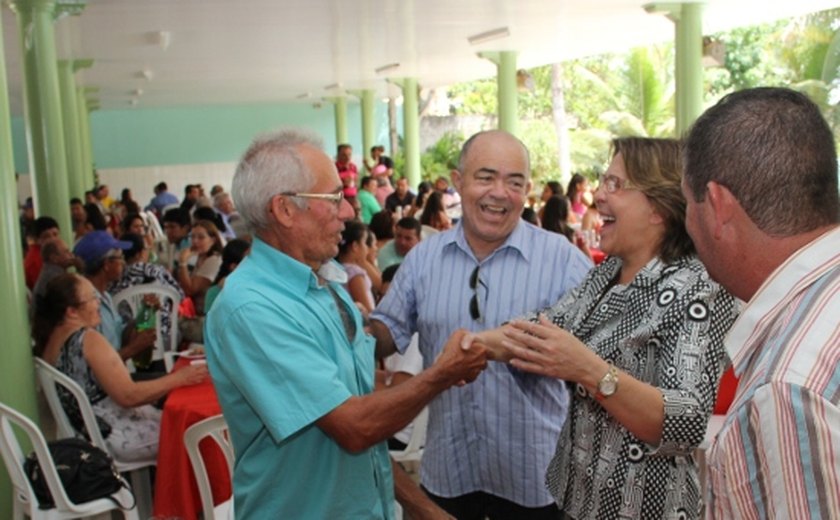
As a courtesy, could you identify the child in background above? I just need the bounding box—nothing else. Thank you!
[337,221,380,315]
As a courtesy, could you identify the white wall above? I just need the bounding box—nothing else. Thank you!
[98,162,238,208]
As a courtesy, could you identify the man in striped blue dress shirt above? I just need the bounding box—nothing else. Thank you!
[371,130,592,519]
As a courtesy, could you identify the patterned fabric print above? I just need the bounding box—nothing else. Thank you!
[540,255,738,520]
[705,227,840,519]
[109,262,185,350]
[55,328,111,437]
[55,327,162,461]
[92,398,161,462]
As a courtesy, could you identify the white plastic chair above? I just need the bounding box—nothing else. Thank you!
[0,401,139,520]
[112,283,182,367]
[183,414,235,520]
[34,358,156,520]
[389,407,428,464]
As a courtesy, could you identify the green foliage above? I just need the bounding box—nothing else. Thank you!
[707,23,787,98]
[420,131,464,181]
[519,119,559,183]
[442,7,840,174]
[448,78,497,115]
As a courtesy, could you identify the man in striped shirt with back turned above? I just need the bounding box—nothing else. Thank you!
[682,87,840,519]
[371,130,591,519]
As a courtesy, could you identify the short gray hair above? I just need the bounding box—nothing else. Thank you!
[232,129,323,232]
[212,191,231,208]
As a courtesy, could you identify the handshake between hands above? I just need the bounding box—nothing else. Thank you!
[430,325,523,388]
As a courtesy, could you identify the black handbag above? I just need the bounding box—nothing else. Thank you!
[24,438,135,510]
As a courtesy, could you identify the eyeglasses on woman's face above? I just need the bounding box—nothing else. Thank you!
[598,173,635,194]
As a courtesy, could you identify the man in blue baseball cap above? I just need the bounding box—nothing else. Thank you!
[74,231,156,361]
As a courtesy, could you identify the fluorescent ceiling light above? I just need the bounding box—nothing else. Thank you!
[467,26,510,45]
[375,62,400,74]
[140,68,154,81]
[324,83,341,90]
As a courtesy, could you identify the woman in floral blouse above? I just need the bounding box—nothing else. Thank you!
[472,138,739,519]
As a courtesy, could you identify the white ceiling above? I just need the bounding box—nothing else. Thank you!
[2,0,839,115]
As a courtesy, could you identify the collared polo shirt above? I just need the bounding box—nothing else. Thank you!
[205,238,394,519]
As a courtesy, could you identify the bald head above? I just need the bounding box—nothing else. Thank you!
[458,130,530,177]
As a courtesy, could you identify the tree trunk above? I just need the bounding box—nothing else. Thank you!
[388,97,399,157]
[551,63,572,184]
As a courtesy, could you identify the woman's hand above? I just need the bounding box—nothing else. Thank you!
[178,247,192,266]
[173,363,209,387]
[502,314,607,383]
[460,328,515,362]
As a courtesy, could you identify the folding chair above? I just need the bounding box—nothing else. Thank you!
[0,401,139,520]
[112,283,182,370]
[34,358,156,520]
[183,414,235,520]
[389,406,428,464]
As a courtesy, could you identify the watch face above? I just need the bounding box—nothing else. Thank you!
[600,379,617,395]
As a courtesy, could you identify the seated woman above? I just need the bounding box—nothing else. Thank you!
[176,219,223,315]
[471,137,739,519]
[33,273,208,462]
[121,213,155,259]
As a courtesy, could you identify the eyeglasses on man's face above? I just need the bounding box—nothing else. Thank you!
[598,173,635,194]
[283,191,345,208]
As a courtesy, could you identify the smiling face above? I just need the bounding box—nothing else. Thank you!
[453,131,531,259]
[596,153,664,269]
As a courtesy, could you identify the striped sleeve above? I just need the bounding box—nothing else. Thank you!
[715,382,840,519]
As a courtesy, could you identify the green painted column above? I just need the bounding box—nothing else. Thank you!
[331,96,349,145]
[645,2,704,135]
[0,7,39,518]
[10,0,73,244]
[389,78,421,187]
[349,89,376,168]
[85,99,98,188]
[478,51,519,136]
[76,87,91,190]
[58,60,84,200]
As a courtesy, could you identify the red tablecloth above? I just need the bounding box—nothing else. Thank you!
[713,366,738,415]
[153,360,230,520]
[590,248,606,265]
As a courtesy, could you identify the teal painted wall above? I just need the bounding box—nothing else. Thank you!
[11,98,395,173]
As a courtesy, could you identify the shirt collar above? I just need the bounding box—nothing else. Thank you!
[725,225,840,371]
[249,238,347,294]
[445,219,531,264]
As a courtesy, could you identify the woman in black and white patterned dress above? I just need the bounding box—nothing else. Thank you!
[33,273,208,462]
[472,138,739,519]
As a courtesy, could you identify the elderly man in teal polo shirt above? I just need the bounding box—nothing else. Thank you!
[205,129,488,519]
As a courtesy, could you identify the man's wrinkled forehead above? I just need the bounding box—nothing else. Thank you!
[461,132,530,177]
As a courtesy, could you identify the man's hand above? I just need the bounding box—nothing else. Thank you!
[431,329,488,387]
[460,327,515,363]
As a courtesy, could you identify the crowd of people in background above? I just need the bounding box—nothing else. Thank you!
[17,86,840,519]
